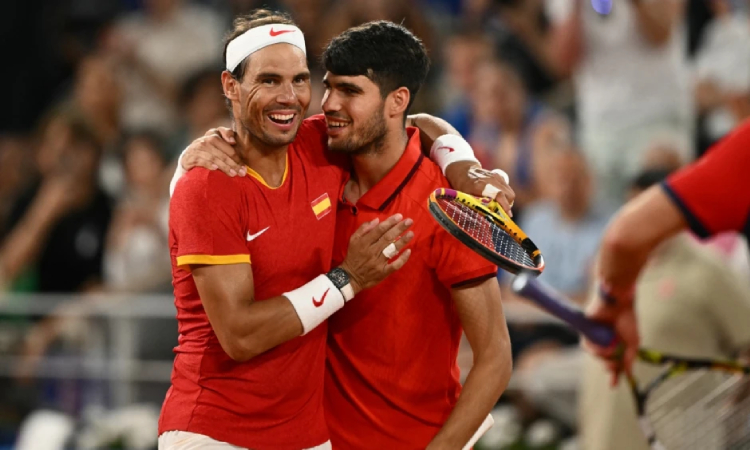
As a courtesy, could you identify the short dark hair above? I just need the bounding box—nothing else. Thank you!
[222,9,297,82]
[321,21,430,116]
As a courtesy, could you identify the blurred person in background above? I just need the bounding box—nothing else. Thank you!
[578,166,750,450]
[694,0,750,152]
[468,59,571,211]
[547,0,693,206]
[69,52,126,198]
[517,148,610,306]
[485,147,610,444]
[489,0,565,98]
[0,110,112,293]
[0,135,33,239]
[72,53,123,152]
[103,0,224,132]
[166,67,230,160]
[104,131,171,293]
[438,30,495,137]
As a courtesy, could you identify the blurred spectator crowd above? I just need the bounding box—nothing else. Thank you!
[1,0,750,448]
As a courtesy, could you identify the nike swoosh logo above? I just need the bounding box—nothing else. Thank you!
[246,227,270,242]
[269,28,294,37]
[313,289,330,308]
[436,146,454,153]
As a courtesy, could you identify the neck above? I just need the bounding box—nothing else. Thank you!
[234,119,288,187]
[347,127,408,203]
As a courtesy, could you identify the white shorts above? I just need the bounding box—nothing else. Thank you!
[158,431,332,450]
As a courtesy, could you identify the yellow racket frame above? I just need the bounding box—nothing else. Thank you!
[428,188,545,275]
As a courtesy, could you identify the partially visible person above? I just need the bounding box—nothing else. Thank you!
[104,131,171,293]
[69,53,126,198]
[498,147,609,428]
[468,59,570,209]
[579,167,750,450]
[319,22,512,449]
[547,0,693,205]
[585,117,750,377]
[693,0,750,149]
[0,135,32,239]
[438,30,494,137]
[104,0,225,132]
[518,148,610,305]
[0,110,112,293]
[490,0,563,97]
[166,67,230,160]
[72,53,123,151]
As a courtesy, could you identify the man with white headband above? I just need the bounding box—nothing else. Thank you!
[162,10,514,450]
[160,10,415,450]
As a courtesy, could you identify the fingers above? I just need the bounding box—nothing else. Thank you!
[364,214,404,244]
[350,218,380,241]
[185,135,244,176]
[376,217,414,249]
[384,248,412,274]
[187,150,238,176]
[204,127,236,145]
[203,135,243,166]
[215,127,237,145]
[390,231,415,254]
[495,196,513,219]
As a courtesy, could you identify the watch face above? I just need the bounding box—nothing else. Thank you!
[328,268,350,288]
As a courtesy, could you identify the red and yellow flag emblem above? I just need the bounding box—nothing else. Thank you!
[311,193,332,220]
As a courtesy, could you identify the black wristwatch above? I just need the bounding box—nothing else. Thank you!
[326,267,355,301]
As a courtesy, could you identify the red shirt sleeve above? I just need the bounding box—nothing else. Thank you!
[662,120,750,238]
[430,226,498,288]
[171,168,250,268]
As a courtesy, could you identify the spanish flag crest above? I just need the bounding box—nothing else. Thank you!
[311,193,332,220]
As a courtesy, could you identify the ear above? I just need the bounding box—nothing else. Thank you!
[387,87,411,119]
[222,71,240,103]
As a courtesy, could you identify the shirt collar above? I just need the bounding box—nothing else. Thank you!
[339,127,424,211]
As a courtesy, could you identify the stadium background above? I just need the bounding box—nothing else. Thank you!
[1,0,749,448]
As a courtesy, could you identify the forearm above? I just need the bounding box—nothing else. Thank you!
[221,295,303,361]
[408,113,461,155]
[0,203,57,281]
[598,187,686,295]
[428,349,512,449]
[632,0,676,46]
[551,11,584,77]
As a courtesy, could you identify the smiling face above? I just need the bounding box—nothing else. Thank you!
[222,43,311,148]
[321,72,388,155]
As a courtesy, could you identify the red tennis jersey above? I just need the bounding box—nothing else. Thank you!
[662,119,750,241]
[160,116,345,450]
[325,128,498,449]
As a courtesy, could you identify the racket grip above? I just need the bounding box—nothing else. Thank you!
[511,274,616,347]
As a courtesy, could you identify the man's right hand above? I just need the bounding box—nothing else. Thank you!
[340,214,415,295]
[181,128,246,177]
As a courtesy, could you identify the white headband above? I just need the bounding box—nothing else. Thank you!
[225,24,307,72]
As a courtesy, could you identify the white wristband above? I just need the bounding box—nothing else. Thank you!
[430,134,480,175]
[169,148,189,197]
[284,275,345,335]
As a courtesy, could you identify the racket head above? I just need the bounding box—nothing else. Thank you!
[427,188,545,275]
[630,356,750,450]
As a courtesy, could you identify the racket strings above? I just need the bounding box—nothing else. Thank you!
[645,369,750,449]
[438,198,535,268]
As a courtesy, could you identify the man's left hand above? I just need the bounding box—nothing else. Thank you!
[444,162,516,216]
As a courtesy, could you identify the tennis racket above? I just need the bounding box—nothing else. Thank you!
[427,188,545,275]
[511,273,750,450]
